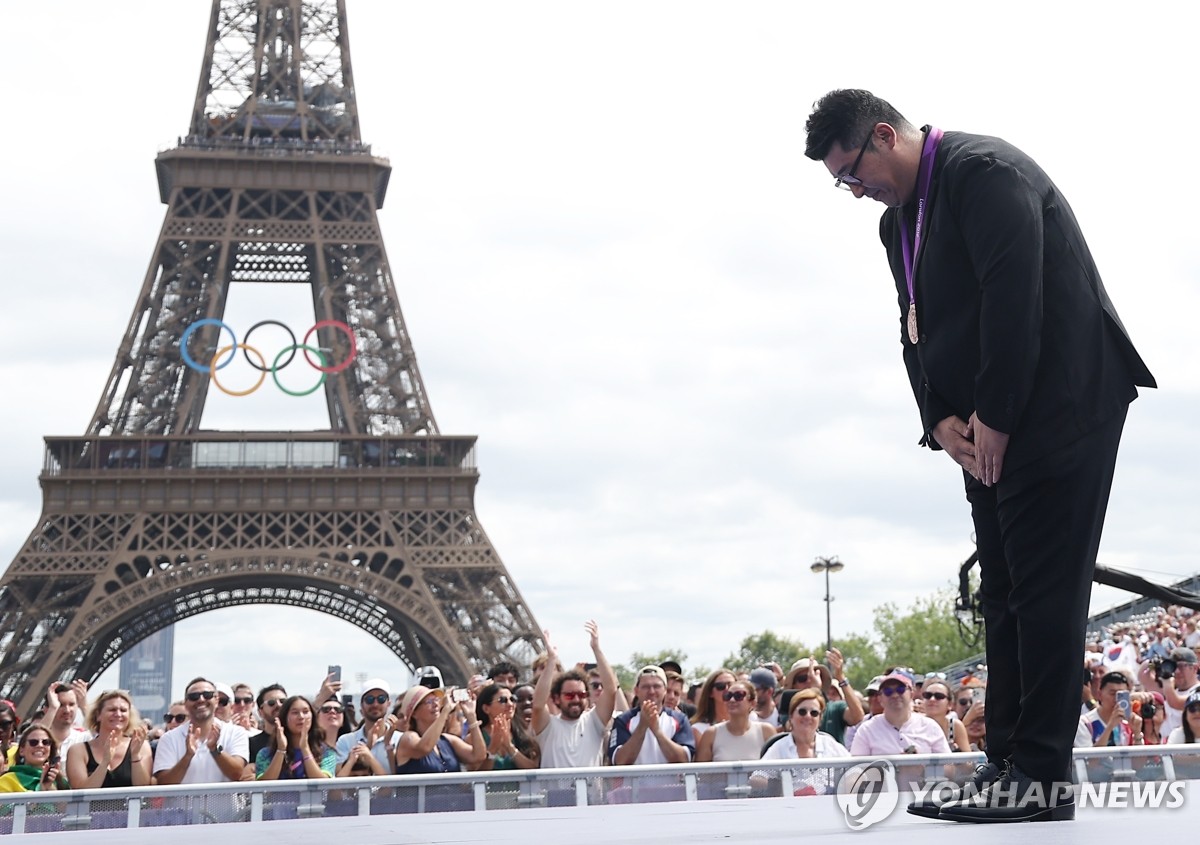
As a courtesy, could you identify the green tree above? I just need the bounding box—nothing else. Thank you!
[616,648,689,690]
[831,632,886,689]
[873,588,982,672]
[722,630,810,674]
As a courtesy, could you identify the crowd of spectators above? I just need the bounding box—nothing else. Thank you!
[0,606,1198,798]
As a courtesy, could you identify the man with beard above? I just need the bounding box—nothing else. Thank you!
[609,666,695,765]
[335,679,398,772]
[533,621,618,768]
[154,677,249,784]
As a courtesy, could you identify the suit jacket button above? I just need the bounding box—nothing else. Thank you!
[919,333,928,344]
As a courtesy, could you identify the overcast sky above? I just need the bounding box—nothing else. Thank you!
[1,2,1197,703]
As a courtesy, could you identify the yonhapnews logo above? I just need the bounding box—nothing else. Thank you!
[835,760,898,830]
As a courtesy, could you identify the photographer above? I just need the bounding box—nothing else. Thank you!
[1079,672,1141,747]
[1139,647,1199,738]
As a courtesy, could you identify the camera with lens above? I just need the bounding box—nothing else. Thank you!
[1148,655,1177,680]
[1141,700,1157,720]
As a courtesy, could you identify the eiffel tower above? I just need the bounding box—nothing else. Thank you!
[0,0,542,715]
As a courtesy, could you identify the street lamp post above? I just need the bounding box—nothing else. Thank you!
[811,556,845,652]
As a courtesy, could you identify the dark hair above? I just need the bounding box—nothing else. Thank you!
[804,89,912,162]
[474,684,540,764]
[487,661,520,683]
[1099,671,1129,690]
[183,676,213,695]
[257,683,287,708]
[15,723,57,766]
[551,670,588,698]
[270,696,325,760]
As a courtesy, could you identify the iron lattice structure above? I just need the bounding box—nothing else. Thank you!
[0,0,542,715]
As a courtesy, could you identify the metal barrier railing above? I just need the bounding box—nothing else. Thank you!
[1,745,1197,834]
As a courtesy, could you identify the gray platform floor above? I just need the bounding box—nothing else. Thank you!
[40,782,1200,845]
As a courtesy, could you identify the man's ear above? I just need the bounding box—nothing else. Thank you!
[873,122,900,150]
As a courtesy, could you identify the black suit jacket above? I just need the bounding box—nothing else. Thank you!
[881,129,1155,473]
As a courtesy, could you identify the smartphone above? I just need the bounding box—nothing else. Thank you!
[971,687,985,704]
[1116,689,1131,718]
[328,664,342,683]
[451,688,471,704]
[341,694,353,706]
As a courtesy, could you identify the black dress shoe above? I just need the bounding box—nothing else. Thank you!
[938,762,1075,823]
[907,760,1001,819]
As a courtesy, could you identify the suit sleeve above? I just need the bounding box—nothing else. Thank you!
[881,212,957,450]
[947,154,1044,434]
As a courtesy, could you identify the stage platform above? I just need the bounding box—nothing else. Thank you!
[43,786,1200,845]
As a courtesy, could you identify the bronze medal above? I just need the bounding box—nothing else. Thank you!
[907,302,919,344]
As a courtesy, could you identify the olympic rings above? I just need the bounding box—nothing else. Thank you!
[210,344,267,397]
[273,345,327,397]
[179,318,357,396]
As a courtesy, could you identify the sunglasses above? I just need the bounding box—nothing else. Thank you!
[264,697,285,708]
[922,692,948,701]
[24,738,53,747]
[164,713,187,724]
[559,691,588,701]
[792,674,809,684]
[722,690,750,702]
[217,697,230,707]
[185,690,216,702]
[233,696,254,706]
[880,686,908,697]
[792,707,821,718]
[495,696,513,705]
[0,721,14,730]
[1186,703,1200,714]
[958,698,972,707]
[712,682,731,692]
[319,705,344,715]
[362,694,390,705]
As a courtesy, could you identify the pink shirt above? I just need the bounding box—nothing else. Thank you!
[849,712,950,756]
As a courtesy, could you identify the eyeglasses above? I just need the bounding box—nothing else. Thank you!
[264,698,285,708]
[217,697,230,707]
[185,690,216,702]
[1186,703,1200,714]
[922,692,948,701]
[319,705,344,715]
[495,696,513,705]
[24,738,52,747]
[834,130,874,191]
[957,698,972,707]
[879,686,908,697]
[559,691,588,701]
[792,707,822,718]
[362,694,390,705]
[722,690,750,702]
[233,696,254,705]
[712,682,731,692]
[164,713,187,724]
[589,682,603,690]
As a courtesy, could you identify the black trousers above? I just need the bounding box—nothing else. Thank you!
[965,406,1128,784]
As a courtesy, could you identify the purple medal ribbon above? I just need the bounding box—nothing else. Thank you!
[899,126,944,340]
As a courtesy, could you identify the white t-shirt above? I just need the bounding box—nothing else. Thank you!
[1165,726,1197,744]
[153,719,249,783]
[537,709,608,769]
[1163,682,1200,737]
[751,707,779,728]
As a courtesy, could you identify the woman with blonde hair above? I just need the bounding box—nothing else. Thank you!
[750,689,849,795]
[66,690,151,788]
